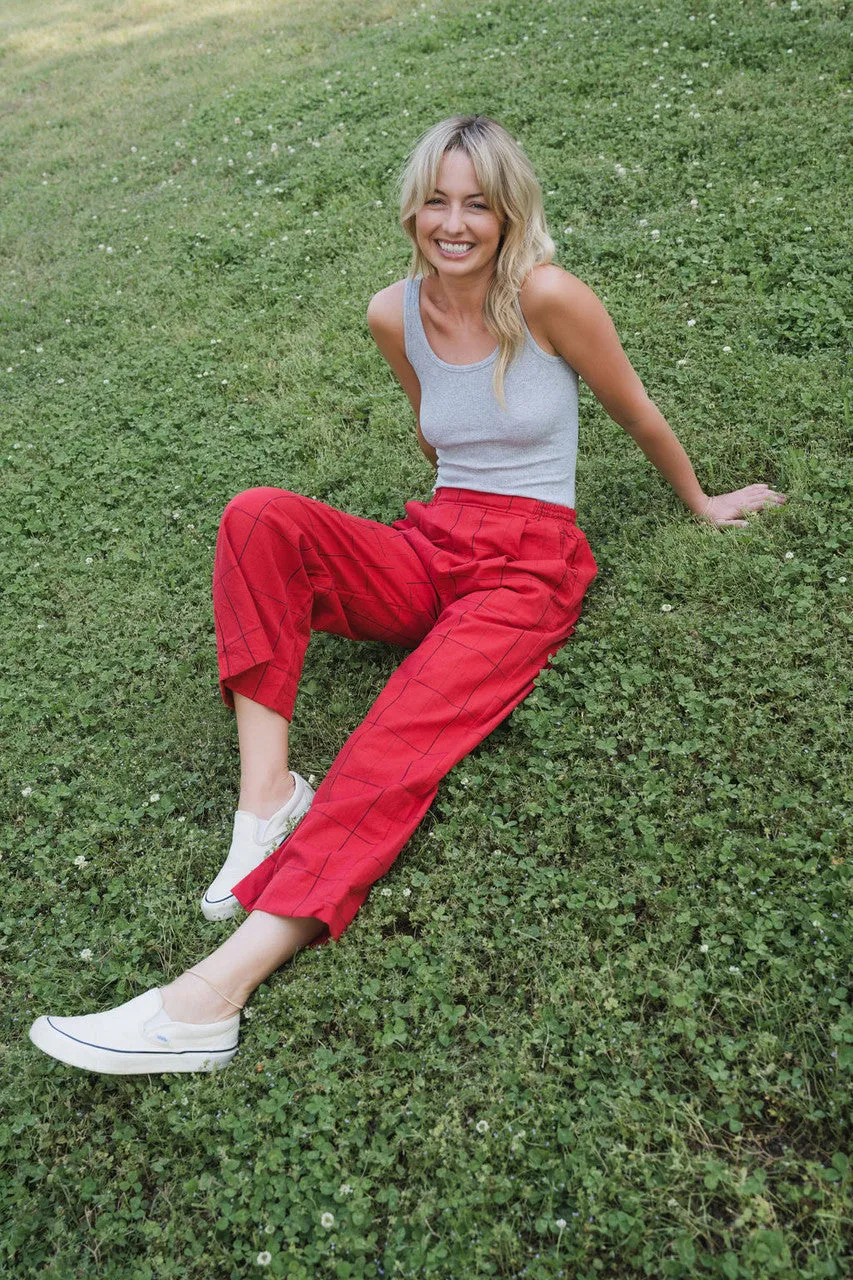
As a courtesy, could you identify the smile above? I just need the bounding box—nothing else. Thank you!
[435,240,475,257]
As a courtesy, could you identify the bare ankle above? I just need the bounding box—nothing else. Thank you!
[161,973,243,1024]
[238,770,295,819]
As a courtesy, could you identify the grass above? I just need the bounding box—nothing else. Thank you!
[1,0,851,1275]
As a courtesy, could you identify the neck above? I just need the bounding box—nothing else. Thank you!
[427,263,496,324]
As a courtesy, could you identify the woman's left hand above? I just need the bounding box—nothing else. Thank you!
[698,484,787,528]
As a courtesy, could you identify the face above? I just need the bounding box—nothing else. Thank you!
[414,148,504,275]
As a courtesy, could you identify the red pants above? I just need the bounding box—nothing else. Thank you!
[212,486,597,948]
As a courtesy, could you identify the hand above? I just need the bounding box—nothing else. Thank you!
[698,484,787,528]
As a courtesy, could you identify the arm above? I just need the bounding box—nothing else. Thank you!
[366,284,438,471]
[529,266,786,527]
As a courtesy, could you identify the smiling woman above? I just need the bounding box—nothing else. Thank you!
[29,112,786,1077]
[398,117,556,411]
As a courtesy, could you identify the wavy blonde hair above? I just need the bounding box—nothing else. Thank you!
[396,114,556,411]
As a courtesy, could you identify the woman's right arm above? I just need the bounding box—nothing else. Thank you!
[367,283,438,470]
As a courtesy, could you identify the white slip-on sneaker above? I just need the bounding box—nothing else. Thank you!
[28,988,240,1075]
[200,770,316,922]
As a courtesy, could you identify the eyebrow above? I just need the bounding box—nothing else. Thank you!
[433,188,486,198]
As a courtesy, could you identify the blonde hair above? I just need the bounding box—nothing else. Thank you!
[396,114,556,410]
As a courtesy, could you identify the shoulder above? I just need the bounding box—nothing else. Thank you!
[366,277,409,335]
[518,262,597,317]
[365,279,422,402]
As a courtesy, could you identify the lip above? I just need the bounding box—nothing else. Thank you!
[434,240,476,258]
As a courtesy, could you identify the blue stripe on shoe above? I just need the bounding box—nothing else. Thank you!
[46,1018,239,1056]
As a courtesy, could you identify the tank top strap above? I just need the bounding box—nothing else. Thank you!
[403,274,430,369]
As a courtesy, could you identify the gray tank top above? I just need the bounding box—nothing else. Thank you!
[403,273,580,508]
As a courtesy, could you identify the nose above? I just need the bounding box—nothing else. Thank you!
[440,203,467,236]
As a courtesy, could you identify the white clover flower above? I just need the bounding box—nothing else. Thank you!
[686,318,696,327]
[660,603,673,613]
[556,1218,567,1230]
[21,786,33,797]
[340,1183,352,1195]
[722,345,732,353]
[475,1119,489,1133]
[73,855,88,868]
[79,948,93,961]
[381,887,392,896]
[402,887,411,897]
[839,576,847,584]
[256,1253,272,1267]
[699,943,709,953]
[149,792,160,802]
[784,551,794,560]
[728,965,740,973]
[321,1212,335,1229]
[85,556,93,565]
[650,229,660,240]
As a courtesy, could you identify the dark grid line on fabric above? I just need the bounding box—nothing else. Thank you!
[211,486,597,947]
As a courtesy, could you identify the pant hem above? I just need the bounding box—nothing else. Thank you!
[220,666,297,722]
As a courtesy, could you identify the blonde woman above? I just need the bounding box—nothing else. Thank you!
[30,115,785,1074]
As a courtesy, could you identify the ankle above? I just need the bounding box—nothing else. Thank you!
[161,973,243,1025]
[238,770,295,820]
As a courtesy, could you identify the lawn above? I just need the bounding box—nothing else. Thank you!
[1,0,851,1275]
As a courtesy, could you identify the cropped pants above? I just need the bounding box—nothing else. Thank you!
[212,485,598,948]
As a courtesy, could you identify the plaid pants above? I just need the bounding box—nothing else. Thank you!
[212,485,597,948]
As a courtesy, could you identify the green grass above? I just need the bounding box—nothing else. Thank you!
[1,0,851,1275]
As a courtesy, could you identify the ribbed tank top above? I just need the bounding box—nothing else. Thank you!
[403,273,580,508]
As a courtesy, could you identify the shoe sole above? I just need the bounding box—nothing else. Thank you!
[200,892,240,923]
[29,1017,238,1075]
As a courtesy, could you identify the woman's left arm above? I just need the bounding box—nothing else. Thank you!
[534,268,786,527]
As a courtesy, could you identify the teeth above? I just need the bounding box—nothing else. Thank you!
[437,241,473,254]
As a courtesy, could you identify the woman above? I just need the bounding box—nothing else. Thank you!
[29,115,785,1074]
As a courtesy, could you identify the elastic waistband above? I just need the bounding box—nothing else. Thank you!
[430,487,577,526]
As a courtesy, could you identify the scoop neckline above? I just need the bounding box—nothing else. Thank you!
[414,276,498,369]
[412,275,563,369]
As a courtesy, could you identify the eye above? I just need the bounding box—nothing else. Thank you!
[472,203,489,210]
